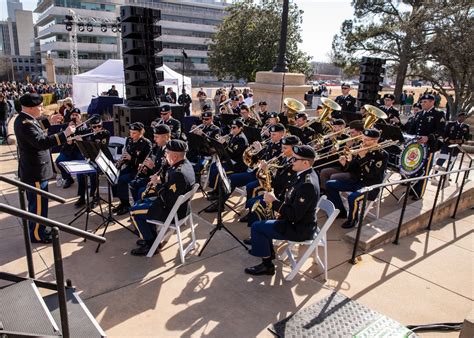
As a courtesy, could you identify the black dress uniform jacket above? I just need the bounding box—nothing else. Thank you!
[253,140,282,163]
[154,117,182,140]
[335,94,357,116]
[147,159,195,221]
[407,107,446,151]
[14,112,68,183]
[272,168,320,241]
[123,137,152,172]
[347,149,388,200]
[202,124,221,139]
[444,121,470,143]
[379,106,400,126]
[272,159,296,199]
[226,132,248,172]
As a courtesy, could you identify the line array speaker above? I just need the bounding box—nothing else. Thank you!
[357,57,386,107]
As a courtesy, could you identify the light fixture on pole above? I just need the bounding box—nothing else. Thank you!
[181,49,188,92]
[86,23,93,32]
[78,23,85,32]
[100,24,107,32]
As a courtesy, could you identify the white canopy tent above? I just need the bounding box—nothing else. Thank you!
[72,59,192,110]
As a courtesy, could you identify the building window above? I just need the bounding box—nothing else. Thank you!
[25,66,30,71]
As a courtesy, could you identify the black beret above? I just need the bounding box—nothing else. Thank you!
[20,93,43,107]
[363,128,380,138]
[70,108,81,115]
[413,102,422,109]
[202,103,212,112]
[268,112,279,118]
[332,118,346,126]
[153,124,171,135]
[161,104,171,112]
[296,112,308,119]
[282,135,300,145]
[129,122,144,131]
[269,123,285,132]
[89,115,102,125]
[292,145,316,159]
[341,82,350,88]
[457,112,466,117]
[349,120,364,131]
[201,111,212,118]
[259,101,267,105]
[231,119,244,128]
[240,104,249,111]
[420,93,435,101]
[166,139,188,152]
[383,93,395,100]
[231,96,239,101]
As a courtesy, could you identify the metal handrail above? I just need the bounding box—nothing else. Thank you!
[0,203,106,243]
[350,165,474,265]
[358,166,473,194]
[0,176,67,203]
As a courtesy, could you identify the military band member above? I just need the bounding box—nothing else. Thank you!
[75,115,110,207]
[294,112,316,144]
[55,108,88,189]
[129,140,195,256]
[436,112,470,167]
[406,93,446,198]
[379,93,401,126]
[113,122,152,215]
[334,83,357,119]
[325,129,388,228]
[402,102,422,132]
[14,93,76,243]
[230,96,241,115]
[260,112,280,139]
[129,124,171,203]
[206,119,248,201]
[152,105,182,140]
[239,104,259,128]
[240,135,300,227]
[244,145,320,276]
[193,111,221,140]
[178,88,192,116]
[258,101,270,125]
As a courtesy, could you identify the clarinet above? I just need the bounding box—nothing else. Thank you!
[134,148,154,180]
[141,158,168,200]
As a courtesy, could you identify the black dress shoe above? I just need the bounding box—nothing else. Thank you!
[239,213,249,223]
[136,239,167,248]
[115,205,130,215]
[136,239,147,246]
[131,244,152,256]
[112,203,123,213]
[411,195,422,201]
[74,198,85,207]
[62,178,74,189]
[207,194,219,201]
[341,220,356,229]
[336,211,348,219]
[244,263,275,276]
[243,237,252,245]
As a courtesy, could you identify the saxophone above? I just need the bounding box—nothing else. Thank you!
[251,162,283,219]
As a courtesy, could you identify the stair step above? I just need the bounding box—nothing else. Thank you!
[43,288,106,338]
[0,280,60,336]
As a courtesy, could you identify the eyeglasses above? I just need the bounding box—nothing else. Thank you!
[231,126,238,129]
[91,125,101,129]
[289,157,305,163]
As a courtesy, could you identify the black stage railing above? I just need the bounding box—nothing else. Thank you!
[0,176,105,338]
[350,165,474,265]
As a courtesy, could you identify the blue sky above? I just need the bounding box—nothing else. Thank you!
[1,0,354,62]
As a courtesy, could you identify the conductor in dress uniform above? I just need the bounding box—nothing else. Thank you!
[245,145,320,276]
[14,93,76,243]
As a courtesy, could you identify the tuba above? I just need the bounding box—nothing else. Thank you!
[363,104,388,128]
[283,98,305,125]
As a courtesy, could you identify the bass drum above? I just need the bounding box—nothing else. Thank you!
[399,138,428,177]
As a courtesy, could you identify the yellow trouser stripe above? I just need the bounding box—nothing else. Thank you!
[352,194,365,222]
[420,153,434,197]
[54,133,61,145]
[130,214,144,240]
[34,182,41,241]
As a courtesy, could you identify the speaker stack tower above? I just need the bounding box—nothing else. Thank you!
[357,57,386,108]
[114,6,164,137]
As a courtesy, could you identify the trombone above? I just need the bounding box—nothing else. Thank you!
[314,139,398,168]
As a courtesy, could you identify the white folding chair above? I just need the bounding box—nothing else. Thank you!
[279,196,340,281]
[146,184,199,262]
[108,136,126,161]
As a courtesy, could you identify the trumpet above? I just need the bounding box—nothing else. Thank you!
[216,134,231,144]
[190,124,205,133]
[219,99,233,115]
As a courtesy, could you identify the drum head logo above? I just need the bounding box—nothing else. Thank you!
[400,139,427,176]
